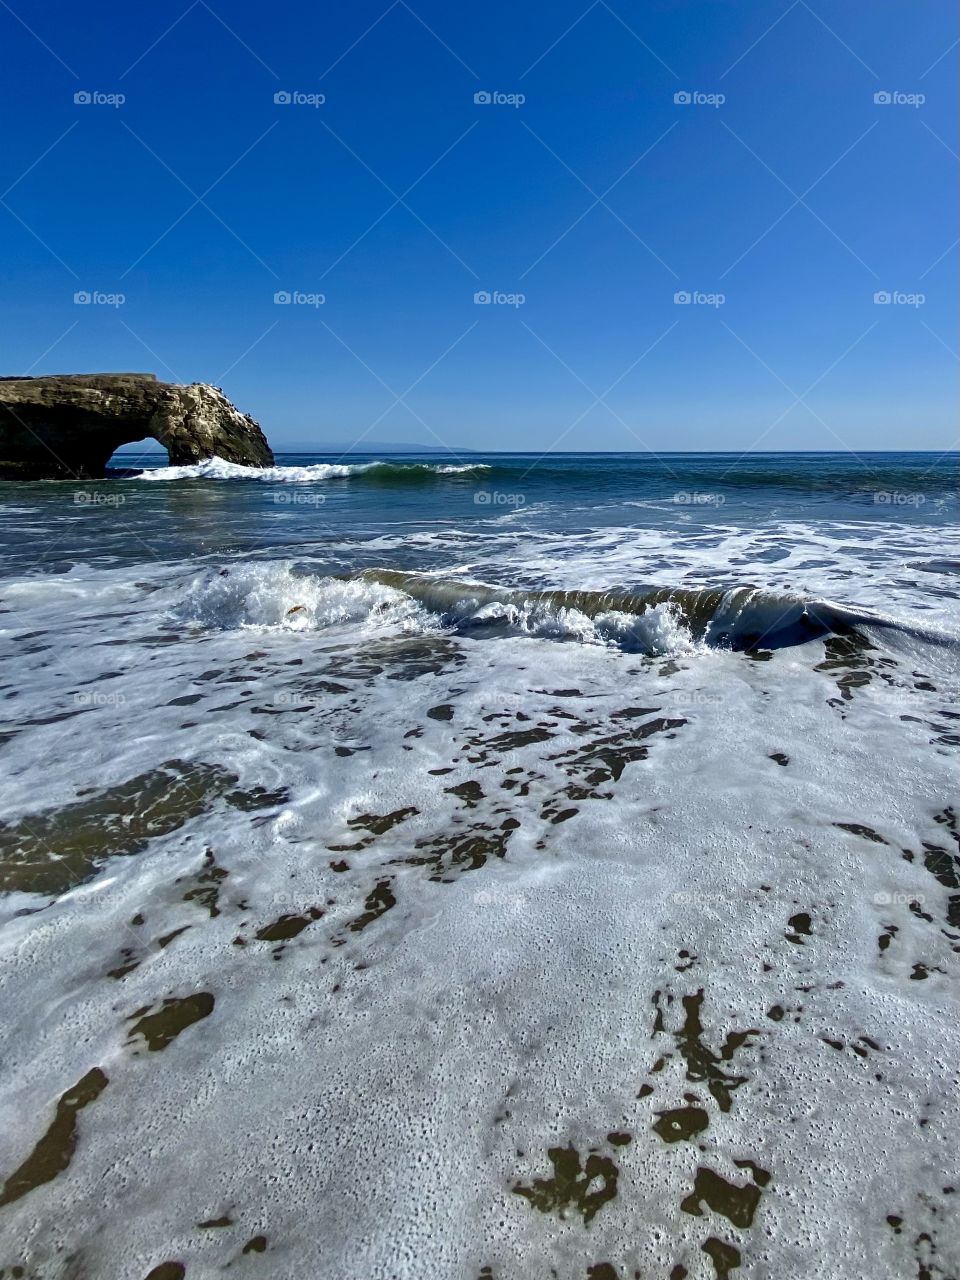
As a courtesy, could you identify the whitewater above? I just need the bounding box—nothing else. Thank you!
[0,451,957,1280]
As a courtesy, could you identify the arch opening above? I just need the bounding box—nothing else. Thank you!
[106,437,169,475]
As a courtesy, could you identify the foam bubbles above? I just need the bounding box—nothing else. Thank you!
[0,516,958,1279]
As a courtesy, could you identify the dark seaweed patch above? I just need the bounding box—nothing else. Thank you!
[653,1106,709,1144]
[0,761,238,895]
[127,993,214,1052]
[514,1144,618,1225]
[548,716,686,794]
[0,1068,108,1207]
[657,990,760,1113]
[400,823,514,880]
[256,907,323,942]
[225,785,290,811]
[179,848,228,918]
[785,912,812,944]
[606,1131,632,1146]
[481,726,555,752]
[347,880,396,933]
[323,636,464,683]
[834,822,888,845]
[330,807,418,851]
[446,781,484,808]
[681,1167,762,1227]
[701,1238,741,1278]
[815,634,883,703]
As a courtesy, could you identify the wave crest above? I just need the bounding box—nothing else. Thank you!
[173,562,950,656]
[137,457,489,483]
[357,570,913,651]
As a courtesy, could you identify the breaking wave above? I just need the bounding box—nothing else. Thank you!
[173,564,955,656]
[136,457,490,483]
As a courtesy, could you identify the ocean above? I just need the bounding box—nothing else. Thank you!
[0,451,958,1279]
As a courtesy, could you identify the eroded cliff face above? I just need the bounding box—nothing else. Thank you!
[0,374,274,479]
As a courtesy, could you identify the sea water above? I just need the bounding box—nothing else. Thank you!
[0,452,957,1279]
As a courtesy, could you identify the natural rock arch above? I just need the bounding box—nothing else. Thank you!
[0,374,273,479]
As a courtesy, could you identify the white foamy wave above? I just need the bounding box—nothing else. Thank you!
[431,464,490,474]
[137,457,489,482]
[175,563,434,634]
[173,564,698,655]
[466,599,697,654]
[138,457,377,482]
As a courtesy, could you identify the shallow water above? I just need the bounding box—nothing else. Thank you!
[0,452,958,1279]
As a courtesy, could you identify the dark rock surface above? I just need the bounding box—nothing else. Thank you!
[0,374,273,479]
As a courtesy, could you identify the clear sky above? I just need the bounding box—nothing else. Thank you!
[1,0,956,452]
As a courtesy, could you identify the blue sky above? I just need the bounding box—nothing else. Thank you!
[1,0,956,451]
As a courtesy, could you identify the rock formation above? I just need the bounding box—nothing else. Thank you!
[0,374,274,479]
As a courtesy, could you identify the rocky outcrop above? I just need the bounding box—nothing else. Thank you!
[0,374,273,479]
